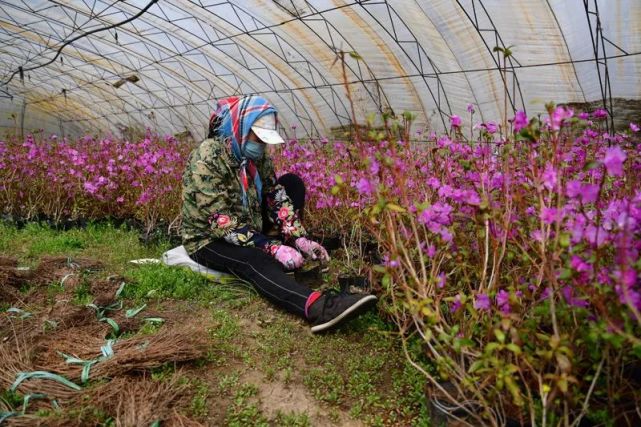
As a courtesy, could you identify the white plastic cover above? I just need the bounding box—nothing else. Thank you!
[161,245,231,279]
[1,1,639,139]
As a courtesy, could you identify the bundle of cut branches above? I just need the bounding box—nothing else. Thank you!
[36,325,207,382]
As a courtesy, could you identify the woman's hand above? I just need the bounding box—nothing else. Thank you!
[274,245,304,270]
[295,237,330,262]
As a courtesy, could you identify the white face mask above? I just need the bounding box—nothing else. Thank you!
[243,140,266,160]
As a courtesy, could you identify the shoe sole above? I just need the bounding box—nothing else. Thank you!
[310,295,378,333]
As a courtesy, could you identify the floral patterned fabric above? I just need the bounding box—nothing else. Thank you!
[181,136,307,255]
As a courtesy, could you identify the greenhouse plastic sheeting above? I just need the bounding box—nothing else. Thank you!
[1,0,640,139]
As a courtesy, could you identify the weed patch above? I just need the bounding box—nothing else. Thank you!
[225,383,268,427]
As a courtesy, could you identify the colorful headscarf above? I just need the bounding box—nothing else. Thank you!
[210,96,277,207]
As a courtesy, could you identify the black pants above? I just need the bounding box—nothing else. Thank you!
[192,173,312,317]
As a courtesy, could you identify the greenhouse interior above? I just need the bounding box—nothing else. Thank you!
[1,1,640,426]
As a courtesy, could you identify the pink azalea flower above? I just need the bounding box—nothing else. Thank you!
[581,183,600,204]
[436,272,446,288]
[592,108,608,119]
[566,180,582,199]
[603,146,627,177]
[541,207,559,224]
[531,229,543,242]
[467,103,475,114]
[513,110,528,132]
[450,115,462,128]
[542,163,557,190]
[496,290,511,313]
[570,256,591,273]
[383,254,400,268]
[369,160,380,175]
[450,294,463,313]
[550,106,574,130]
[439,228,453,242]
[631,123,640,132]
[485,121,498,134]
[355,177,373,196]
[425,244,436,258]
[83,182,98,194]
[562,286,589,308]
[474,293,491,311]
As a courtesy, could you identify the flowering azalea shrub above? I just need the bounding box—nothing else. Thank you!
[3,106,641,424]
[0,132,192,232]
[277,108,641,425]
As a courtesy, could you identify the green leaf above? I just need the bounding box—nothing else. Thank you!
[372,264,386,273]
[559,233,571,248]
[80,362,96,383]
[584,161,599,171]
[506,343,522,355]
[334,174,344,185]
[101,317,120,336]
[348,51,362,60]
[485,342,501,353]
[558,268,572,280]
[7,308,32,319]
[381,274,391,289]
[557,376,568,393]
[115,282,126,298]
[59,352,89,365]
[0,412,19,424]
[505,376,524,406]
[632,343,641,359]
[11,371,81,392]
[458,338,474,347]
[468,360,484,373]
[494,329,506,344]
[386,203,406,213]
[21,393,47,414]
[555,353,572,372]
[126,303,147,318]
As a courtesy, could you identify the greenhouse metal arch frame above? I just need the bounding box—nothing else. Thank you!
[1,0,640,139]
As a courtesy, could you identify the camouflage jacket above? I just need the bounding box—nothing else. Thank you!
[181,137,307,255]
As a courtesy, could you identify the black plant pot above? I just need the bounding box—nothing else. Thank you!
[427,381,472,426]
[309,234,342,252]
[428,384,527,427]
[361,241,382,264]
[338,275,370,293]
[54,218,88,231]
[294,264,321,287]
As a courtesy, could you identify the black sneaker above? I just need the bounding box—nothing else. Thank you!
[308,290,377,333]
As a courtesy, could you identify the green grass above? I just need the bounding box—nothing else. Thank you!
[0,221,169,270]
